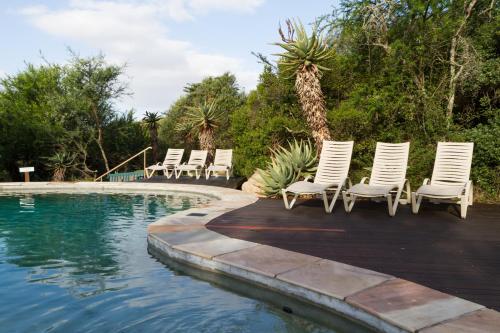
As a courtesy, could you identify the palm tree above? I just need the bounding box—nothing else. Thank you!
[177,100,222,158]
[142,111,162,162]
[275,19,334,150]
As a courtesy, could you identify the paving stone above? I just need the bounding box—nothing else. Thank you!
[346,279,484,332]
[154,228,228,246]
[420,309,500,333]
[277,259,393,300]
[214,245,321,278]
[147,224,204,233]
[174,238,259,259]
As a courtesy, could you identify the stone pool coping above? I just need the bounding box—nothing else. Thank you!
[1,181,498,333]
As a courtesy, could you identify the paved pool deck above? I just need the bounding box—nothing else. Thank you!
[1,182,499,332]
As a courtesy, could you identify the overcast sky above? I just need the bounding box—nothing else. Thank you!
[1,0,336,115]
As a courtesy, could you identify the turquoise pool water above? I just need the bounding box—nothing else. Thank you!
[0,193,337,332]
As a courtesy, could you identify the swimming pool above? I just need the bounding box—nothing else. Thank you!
[0,193,338,332]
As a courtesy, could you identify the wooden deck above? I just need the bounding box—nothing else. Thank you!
[206,199,500,311]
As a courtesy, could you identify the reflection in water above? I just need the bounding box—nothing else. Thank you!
[19,195,35,213]
[0,193,337,333]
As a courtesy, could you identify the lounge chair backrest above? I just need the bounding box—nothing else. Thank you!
[431,142,473,186]
[163,149,184,166]
[187,150,208,166]
[314,141,354,185]
[213,149,232,167]
[369,142,410,186]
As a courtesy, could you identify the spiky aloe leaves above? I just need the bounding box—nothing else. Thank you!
[274,20,335,78]
[257,139,318,197]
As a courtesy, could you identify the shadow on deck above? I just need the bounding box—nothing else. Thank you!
[207,198,500,311]
[138,175,246,190]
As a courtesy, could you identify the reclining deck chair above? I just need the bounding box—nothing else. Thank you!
[174,150,208,180]
[412,142,474,219]
[145,148,184,179]
[282,141,354,213]
[205,149,233,180]
[343,142,410,216]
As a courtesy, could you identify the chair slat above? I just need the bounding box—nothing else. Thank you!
[431,142,473,186]
[369,142,409,186]
[314,141,354,185]
[213,149,233,167]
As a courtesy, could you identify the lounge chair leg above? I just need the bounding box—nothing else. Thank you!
[387,194,395,216]
[324,187,342,213]
[195,170,200,180]
[411,192,422,214]
[399,180,411,205]
[282,190,298,210]
[343,191,356,213]
[226,170,230,180]
[322,191,330,213]
[390,188,403,216]
[460,196,468,219]
[205,169,210,180]
[468,182,473,206]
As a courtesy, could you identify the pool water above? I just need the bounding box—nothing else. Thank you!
[0,193,337,333]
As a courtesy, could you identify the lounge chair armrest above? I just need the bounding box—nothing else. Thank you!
[304,175,313,182]
[422,178,430,186]
[360,177,369,184]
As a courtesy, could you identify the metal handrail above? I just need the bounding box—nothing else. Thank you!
[94,146,152,182]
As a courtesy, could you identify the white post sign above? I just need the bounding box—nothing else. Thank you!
[19,167,34,182]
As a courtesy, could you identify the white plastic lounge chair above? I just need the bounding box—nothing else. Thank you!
[343,142,411,216]
[412,142,474,219]
[205,149,233,180]
[145,148,184,179]
[174,150,208,180]
[282,141,354,213]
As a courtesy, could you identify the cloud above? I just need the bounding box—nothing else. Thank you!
[187,0,265,14]
[20,0,262,113]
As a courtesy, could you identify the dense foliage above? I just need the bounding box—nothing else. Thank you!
[0,0,498,201]
[0,55,148,181]
[163,0,499,200]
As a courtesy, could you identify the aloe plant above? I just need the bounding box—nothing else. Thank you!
[257,139,317,197]
[275,19,334,150]
[44,151,76,181]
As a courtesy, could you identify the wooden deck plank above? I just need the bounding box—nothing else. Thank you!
[206,199,500,311]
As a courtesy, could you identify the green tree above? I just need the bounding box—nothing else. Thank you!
[177,100,222,157]
[159,73,245,152]
[142,111,162,162]
[275,20,335,149]
[64,53,129,172]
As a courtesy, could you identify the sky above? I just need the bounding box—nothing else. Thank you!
[0,0,337,115]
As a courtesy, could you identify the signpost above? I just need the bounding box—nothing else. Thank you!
[19,167,34,182]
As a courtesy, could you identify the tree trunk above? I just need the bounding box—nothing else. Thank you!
[53,168,65,182]
[295,65,332,152]
[95,127,110,172]
[90,103,110,172]
[199,128,215,160]
[446,0,478,128]
[150,128,159,162]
